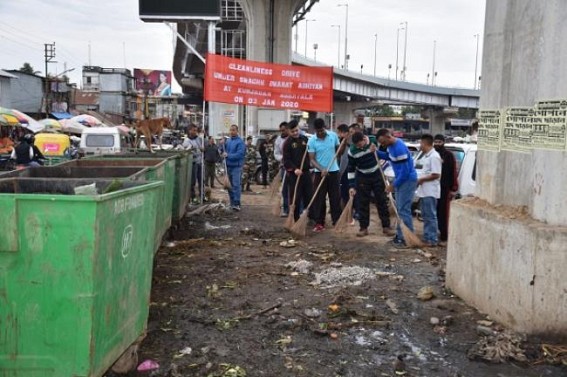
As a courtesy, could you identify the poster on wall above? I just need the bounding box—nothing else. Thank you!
[478,109,503,151]
[502,107,533,152]
[533,100,567,150]
[133,69,172,97]
[204,53,334,113]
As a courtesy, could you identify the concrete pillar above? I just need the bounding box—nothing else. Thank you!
[426,108,445,136]
[332,101,368,127]
[447,0,567,337]
[239,0,299,134]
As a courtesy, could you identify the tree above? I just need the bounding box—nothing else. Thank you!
[19,63,40,75]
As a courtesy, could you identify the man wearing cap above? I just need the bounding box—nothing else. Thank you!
[434,134,459,245]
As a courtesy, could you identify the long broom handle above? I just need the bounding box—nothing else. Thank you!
[290,147,309,208]
[304,137,347,211]
[374,152,402,220]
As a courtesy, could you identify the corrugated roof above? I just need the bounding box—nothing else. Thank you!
[0,69,17,79]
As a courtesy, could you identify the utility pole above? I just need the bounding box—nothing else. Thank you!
[44,42,56,115]
[473,34,480,89]
[374,34,378,76]
[401,21,408,80]
[338,3,349,70]
[396,26,402,80]
[431,40,437,86]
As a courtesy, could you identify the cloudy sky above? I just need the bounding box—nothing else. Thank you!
[0,0,485,92]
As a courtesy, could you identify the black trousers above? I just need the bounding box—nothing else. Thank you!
[312,171,341,226]
[286,172,313,221]
[357,172,391,230]
[205,162,216,187]
[261,159,269,185]
[437,188,451,241]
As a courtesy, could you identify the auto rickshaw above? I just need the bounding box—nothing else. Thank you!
[34,133,73,165]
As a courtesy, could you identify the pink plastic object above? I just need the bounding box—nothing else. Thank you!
[137,359,160,371]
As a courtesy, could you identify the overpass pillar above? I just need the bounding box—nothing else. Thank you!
[234,0,300,134]
[446,0,567,337]
[426,108,446,135]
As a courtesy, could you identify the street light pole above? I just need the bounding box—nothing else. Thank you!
[294,25,298,52]
[338,3,349,69]
[396,26,402,80]
[304,19,316,57]
[474,33,480,89]
[313,43,318,61]
[401,21,408,80]
[331,25,341,68]
[374,33,378,77]
[432,40,437,86]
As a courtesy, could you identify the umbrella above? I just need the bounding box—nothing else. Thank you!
[0,113,20,126]
[59,119,88,134]
[12,110,45,133]
[71,114,102,127]
[0,107,22,126]
[40,118,62,130]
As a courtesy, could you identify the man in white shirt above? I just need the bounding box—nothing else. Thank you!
[417,134,442,246]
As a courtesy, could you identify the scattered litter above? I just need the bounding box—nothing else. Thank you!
[311,266,376,288]
[376,271,395,278]
[433,325,447,335]
[477,320,494,327]
[213,364,247,377]
[417,286,435,301]
[174,346,192,358]
[279,239,297,248]
[205,222,232,231]
[137,359,160,372]
[430,317,440,325]
[276,335,293,349]
[304,308,322,318]
[538,344,567,366]
[74,183,97,195]
[385,299,399,314]
[476,325,494,336]
[330,333,339,340]
[412,258,422,263]
[328,304,341,313]
[468,330,528,363]
[355,335,371,346]
[285,260,313,274]
[442,315,454,326]
[186,203,228,217]
[165,241,176,248]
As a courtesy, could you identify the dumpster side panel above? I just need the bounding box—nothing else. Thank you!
[89,186,160,376]
[0,198,96,377]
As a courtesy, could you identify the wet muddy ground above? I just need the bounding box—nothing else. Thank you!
[134,189,566,377]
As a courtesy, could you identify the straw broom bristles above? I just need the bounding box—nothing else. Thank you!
[333,194,354,233]
[290,138,347,237]
[269,169,282,199]
[375,155,422,248]
[222,159,232,190]
[271,172,286,215]
[285,148,309,229]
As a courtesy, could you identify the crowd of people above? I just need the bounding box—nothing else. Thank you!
[184,119,459,246]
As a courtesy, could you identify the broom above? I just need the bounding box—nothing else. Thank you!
[333,193,354,233]
[290,138,347,237]
[285,148,309,229]
[375,154,422,247]
[271,172,287,216]
[221,159,232,190]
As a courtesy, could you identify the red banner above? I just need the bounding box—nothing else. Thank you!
[204,53,333,112]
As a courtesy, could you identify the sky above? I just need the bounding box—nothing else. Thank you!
[0,0,486,92]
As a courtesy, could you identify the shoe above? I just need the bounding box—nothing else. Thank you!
[389,239,407,249]
[231,205,241,212]
[439,241,448,247]
[349,218,356,226]
[280,210,289,218]
[382,227,396,236]
[356,228,369,237]
[424,241,439,247]
[312,224,325,233]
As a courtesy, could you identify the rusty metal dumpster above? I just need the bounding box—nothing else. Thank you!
[0,178,163,377]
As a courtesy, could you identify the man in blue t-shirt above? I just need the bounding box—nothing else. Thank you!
[307,118,342,232]
[376,128,418,246]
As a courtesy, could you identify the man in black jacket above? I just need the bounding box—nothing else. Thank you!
[433,134,459,244]
[204,136,220,188]
[282,120,313,221]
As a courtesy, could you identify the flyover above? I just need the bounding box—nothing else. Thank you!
[171,0,479,135]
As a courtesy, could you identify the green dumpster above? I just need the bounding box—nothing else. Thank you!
[58,159,175,251]
[0,178,163,377]
[94,150,193,222]
[0,166,147,179]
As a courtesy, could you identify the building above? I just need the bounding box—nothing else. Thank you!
[0,70,17,108]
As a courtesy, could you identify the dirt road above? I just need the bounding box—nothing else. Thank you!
[135,188,565,377]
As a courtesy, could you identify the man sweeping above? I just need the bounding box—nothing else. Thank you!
[223,124,246,211]
[282,120,312,221]
[376,128,418,247]
[347,131,395,237]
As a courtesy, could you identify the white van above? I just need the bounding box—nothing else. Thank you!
[79,127,130,156]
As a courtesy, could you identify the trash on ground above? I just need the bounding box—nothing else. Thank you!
[417,286,435,301]
[304,308,322,318]
[205,221,232,231]
[386,299,399,314]
[186,203,228,217]
[430,317,440,325]
[477,320,494,327]
[174,346,192,358]
[137,359,160,371]
[468,330,528,363]
[311,266,376,288]
[285,259,313,274]
[279,239,297,248]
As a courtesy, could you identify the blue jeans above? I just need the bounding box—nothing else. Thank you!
[227,166,242,207]
[420,196,438,244]
[394,179,417,242]
[280,168,289,212]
